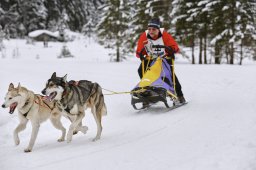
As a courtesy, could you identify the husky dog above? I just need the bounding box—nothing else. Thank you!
[1,83,66,152]
[42,72,107,143]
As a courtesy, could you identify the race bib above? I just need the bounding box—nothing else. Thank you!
[144,40,165,58]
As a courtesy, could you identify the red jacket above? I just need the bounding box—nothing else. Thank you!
[136,29,179,58]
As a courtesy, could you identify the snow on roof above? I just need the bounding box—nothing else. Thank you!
[28,30,59,38]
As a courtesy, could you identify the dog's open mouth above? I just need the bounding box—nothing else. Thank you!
[9,102,18,114]
[46,92,57,101]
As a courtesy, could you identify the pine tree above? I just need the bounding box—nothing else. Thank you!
[44,0,61,31]
[96,0,130,62]
[18,0,47,34]
[58,0,87,31]
[209,0,256,64]
[0,0,20,37]
[208,0,227,64]
[129,0,173,49]
[171,0,197,64]
[129,0,151,50]
[81,0,105,40]
[57,0,103,32]
[148,0,172,29]
[195,0,212,64]
[82,19,93,42]
[234,0,256,64]
[0,25,5,51]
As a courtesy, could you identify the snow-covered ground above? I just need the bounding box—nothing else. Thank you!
[1,39,256,170]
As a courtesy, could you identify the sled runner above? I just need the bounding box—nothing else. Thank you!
[131,45,182,110]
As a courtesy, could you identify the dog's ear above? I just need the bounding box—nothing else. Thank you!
[17,83,21,91]
[51,72,57,79]
[8,83,14,91]
[63,74,67,82]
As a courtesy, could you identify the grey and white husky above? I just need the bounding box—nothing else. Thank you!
[1,83,66,152]
[42,72,107,143]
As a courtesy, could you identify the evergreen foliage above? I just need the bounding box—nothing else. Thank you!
[171,0,256,64]
[0,0,255,63]
[96,0,130,62]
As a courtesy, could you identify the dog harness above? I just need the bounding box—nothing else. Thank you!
[22,96,54,118]
[22,99,32,118]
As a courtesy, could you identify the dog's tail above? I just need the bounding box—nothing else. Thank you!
[97,95,107,117]
[92,83,107,116]
[99,88,107,116]
[101,102,107,116]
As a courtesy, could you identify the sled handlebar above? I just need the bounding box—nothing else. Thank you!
[152,45,175,59]
[139,45,175,61]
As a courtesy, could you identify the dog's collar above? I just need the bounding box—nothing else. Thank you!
[61,81,79,98]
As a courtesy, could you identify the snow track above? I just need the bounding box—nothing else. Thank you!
[1,40,256,170]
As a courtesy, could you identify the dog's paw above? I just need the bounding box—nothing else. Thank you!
[92,136,100,142]
[80,126,88,134]
[73,131,78,135]
[67,132,73,143]
[67,139,72,143]
[24,148,32,153]
[57,138,65,142]
[14,139,20,145]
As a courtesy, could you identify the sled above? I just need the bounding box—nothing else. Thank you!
[131,45,179,110]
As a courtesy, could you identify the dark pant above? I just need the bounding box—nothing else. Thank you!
[137,59,184,97]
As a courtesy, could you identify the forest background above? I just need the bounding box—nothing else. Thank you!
[0,0,255,64]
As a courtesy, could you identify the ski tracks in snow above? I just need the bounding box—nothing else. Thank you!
[25,104,192,170]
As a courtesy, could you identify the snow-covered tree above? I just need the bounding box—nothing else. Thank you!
[96,0,130,62]
[209,0,256,64]
[128,0,151,50]
[55,0,103,32]
[171,0,198,64]
[147,0,172,29]
[58,44,74,58]
[82,19,93,43]
[18,0,47,33]
[0,25,5,51]
[44,0,61,31]
[234,0,256,64]
[59,0,87,31]
[172,0,256,65]
[0,0,19,38]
